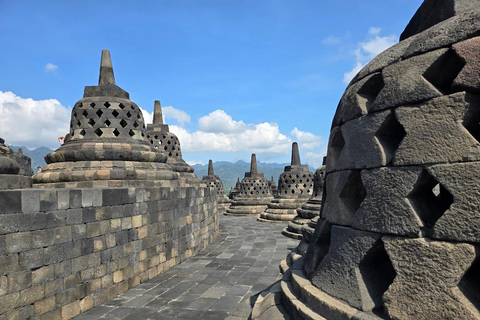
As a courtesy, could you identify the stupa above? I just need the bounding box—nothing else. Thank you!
[146,100,197,184]
[226,154,274,215]
[282,164,325,240]
[33,50,177,188]
[0,138,33,189]
[268,176,278,197]
[201,160,230,213]
[254,1,480,319]
[258,143,314,223]
[229,177,241,200]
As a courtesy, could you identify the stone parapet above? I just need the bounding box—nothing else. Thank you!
[0,186,218,319]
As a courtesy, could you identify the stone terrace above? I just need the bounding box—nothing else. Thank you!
[74,215,298,320]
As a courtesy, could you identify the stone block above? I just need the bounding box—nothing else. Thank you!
[1,191,21,213]
[32,265,55,285]
[352,166,424,236]
[6,232,32,253]
[0,214,19,234]
[69,190,82,209]
[7,272,31,293]
[327,111,392,173]
[310,226,393,312]
[453,36,480,93]
[45,210,67,228]
[0,254,20,276]
[72,224,86,241]
[322,170,366,226]
[19,285,44,307]
[54,226,72,244]
[394,93,480,166]
[18,212,47,232]
[21,189,40,213]
[383,236,480,320]
[34,296,56,315]
[57,190,70,210]
[102,189,129,206]
[61,300,81,320]
[427,161,480,242]
[303,218,332,276]
[40,190,58,212]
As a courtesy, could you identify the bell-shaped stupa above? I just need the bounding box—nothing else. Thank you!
[229,177,241,200]
[258,143,314,223]
[226,154,274,215]
[282,164,325,240]
[33,50,177,188]
[268,176,278,197]
[146,100,198,184]
[0,138,33,189]
[201,160,230,213]
[254,1,480,319]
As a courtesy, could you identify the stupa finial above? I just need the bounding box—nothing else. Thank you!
[208,159,214,176]
[153,100,164,125]
[250,154,258,174]
[98,49,115,86]
[291,142,301,166]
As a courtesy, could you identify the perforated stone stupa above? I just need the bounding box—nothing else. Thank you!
[282,164,325,240]
[263,1,480,319]
[146,100,197,184]
[33,50,178,188]
[226,154,274,215]
[229,177,241,200]
[201,160,230,213]
[268,176,278,197]
[0,138,33,189]
[258,143,313,223]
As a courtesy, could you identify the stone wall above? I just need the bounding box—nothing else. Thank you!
[0,186,218,319]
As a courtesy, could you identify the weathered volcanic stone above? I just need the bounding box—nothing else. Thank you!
[226,154,273,216]
[258,143,313,223]
[146,100,198,184]
[383,237,479,320]
[453,36,480,93]
[0,138,32,189]
[283,165,325,240]
[33,50,177,188]
[201,160,230,213]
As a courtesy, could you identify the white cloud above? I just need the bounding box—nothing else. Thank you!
[44,63,58,73]
[186,160,204,166]
[198,110,249,133]
[291,127,322,150]
[140,107,153,124]
[343,27,397,84]
[304,151,326,168]
[163,106,190,125]
[0,91,70,149]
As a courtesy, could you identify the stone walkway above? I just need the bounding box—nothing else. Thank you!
[74,215,299,320]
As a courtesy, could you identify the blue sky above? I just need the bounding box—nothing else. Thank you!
[0,0,423,167]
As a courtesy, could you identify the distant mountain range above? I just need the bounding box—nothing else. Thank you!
[7,146,317,192]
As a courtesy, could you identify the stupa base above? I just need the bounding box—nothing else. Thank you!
[0,174,32,190]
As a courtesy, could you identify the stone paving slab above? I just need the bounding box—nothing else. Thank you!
[74,215,299,320]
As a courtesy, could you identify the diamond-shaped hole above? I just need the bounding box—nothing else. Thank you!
[88,119,95,127]
[90,102,95,108]
[339,170,366,216]
[77,103,82,109]
[375,111,406,165]
[359,239,396,310]
[96,109,103,117]
[329,127,345,162]
[407,169,453,229]
[458,256,480,310]
[131,105,135,110]
[113,128,120,137]
[423,49,465,94]
[133,121,139,128]
[126,111,132,118]
[104,120,111,127]
[94,128,103,137]
[462,103,480,143]
[129,129,135,137]
[77,120,81,127]
[82,110,88,117]
[112,110,119,118]
[104,102,111,108]
[79,129,86,137]
[357,73,384,112]
[120,119,128,128]
[119,103,125,109]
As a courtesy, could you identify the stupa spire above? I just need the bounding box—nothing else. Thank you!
[98,49,115,86]
[208,159,214,176]
[250,154,258,174]
[291,142,301,166]
[153,100,164,125]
